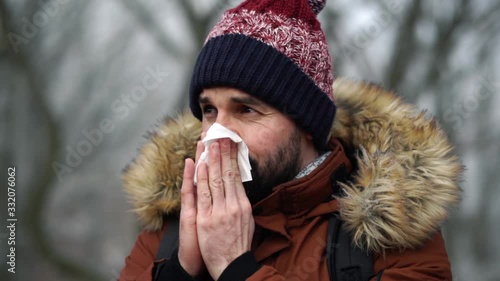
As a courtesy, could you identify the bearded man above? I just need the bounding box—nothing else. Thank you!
[119,0,462,280]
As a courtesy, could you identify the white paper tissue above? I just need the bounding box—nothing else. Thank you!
[194,123,252,185]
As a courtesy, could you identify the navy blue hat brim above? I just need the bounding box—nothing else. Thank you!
[189,34,336,148]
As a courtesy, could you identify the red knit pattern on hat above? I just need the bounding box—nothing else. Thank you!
[207,9,334,99]
[230,0,321,29]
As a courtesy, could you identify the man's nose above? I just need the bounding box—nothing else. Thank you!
[214,112,238,133]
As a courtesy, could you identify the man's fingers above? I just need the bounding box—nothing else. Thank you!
[208,142,225,209]
[196,162,212,216]
[231,141,247,202]
[180,159,198,256]
[181,158,196,210]
[221,139,237,203]
[179,161,205,277]
[230,141,240,182]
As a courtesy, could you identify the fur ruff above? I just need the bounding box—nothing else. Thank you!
[122,78,462,254]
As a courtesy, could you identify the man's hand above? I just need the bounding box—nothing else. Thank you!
[178,140,205,277]
[196,138,255,280]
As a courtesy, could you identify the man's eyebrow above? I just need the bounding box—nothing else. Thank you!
[199,95,210,104]
[230,96,262,106]
[198,94,264,106]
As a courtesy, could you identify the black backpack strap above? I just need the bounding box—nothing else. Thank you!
[326,212,374,281]
[328,162,374,281]
[153,217,180,281]
[156,216,180,260]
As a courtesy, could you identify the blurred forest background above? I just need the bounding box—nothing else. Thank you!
[1,0,499,280]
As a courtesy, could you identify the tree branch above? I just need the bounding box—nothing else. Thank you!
[385,1,421,92]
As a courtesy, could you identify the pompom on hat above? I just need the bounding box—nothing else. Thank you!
[190,0,335,147]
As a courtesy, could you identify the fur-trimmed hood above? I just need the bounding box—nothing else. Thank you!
[122,78,462,254]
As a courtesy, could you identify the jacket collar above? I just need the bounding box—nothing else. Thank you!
[253,139,350,216]
[251,140,349,262]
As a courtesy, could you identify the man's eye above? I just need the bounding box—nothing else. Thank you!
[241,106,256,114]
[202,105,216,114]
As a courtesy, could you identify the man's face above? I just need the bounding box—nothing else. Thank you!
[199,87,317,204]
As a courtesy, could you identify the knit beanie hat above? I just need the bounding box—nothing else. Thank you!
[189,0,335,147]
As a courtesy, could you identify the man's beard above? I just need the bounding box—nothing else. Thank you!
[243,128,303,205]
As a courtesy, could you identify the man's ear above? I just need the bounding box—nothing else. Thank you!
[305,133,314,141]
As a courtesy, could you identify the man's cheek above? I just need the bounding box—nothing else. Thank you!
[257,130,268,141]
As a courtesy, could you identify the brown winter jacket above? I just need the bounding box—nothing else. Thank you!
[119,78,462,281]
